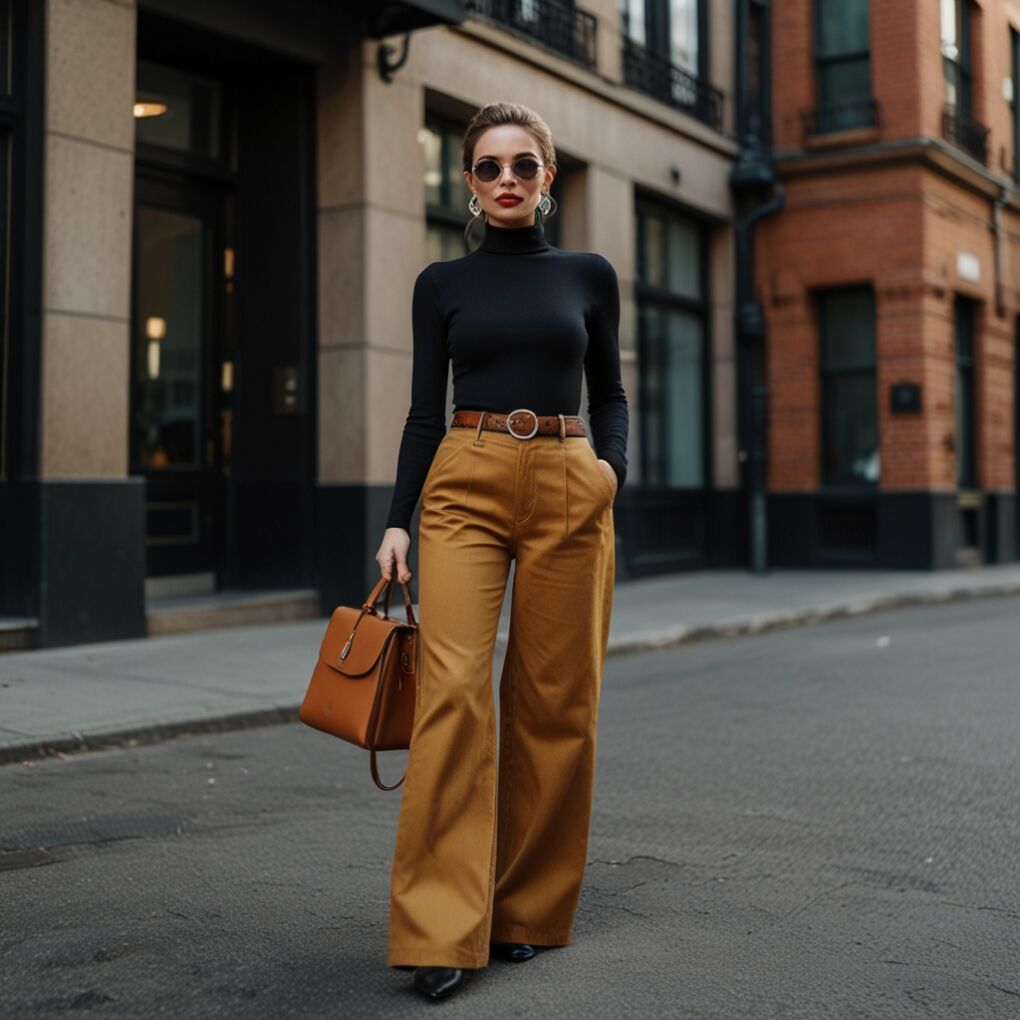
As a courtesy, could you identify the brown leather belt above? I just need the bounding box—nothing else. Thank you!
[451,409,587,439]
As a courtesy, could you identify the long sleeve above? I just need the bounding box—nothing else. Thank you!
[384,265,450,531]
[584,254,629,491]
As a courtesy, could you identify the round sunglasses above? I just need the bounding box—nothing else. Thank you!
[470,157,546,182]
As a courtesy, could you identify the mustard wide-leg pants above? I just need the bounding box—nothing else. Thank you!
[387,417,617,969]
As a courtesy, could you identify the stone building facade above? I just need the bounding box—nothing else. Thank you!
[0,0,740,648]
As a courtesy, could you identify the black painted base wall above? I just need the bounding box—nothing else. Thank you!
[315,483,420,612]
[230,480,316,590]
[0,480,39,619]
[9,480,1013,649]
[1,479,147,647]
[985,492,1018,563]
[768,490,1020,570]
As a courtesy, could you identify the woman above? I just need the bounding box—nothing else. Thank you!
[375,101,628,1002]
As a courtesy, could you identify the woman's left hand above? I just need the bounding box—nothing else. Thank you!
[596,459,619,498]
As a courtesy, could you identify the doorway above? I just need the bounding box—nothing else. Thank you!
[130,174,234,580]
[132,10,318,596]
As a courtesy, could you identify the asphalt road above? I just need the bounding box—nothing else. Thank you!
[1,596,1018,1019]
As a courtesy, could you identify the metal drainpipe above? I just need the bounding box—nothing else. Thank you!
[992,188,1008,319]
[737,184,785,576]
[733,0,784,575]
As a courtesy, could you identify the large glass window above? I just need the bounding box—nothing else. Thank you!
[818,287,879,487]
[636,202,707,489]
[953,296,977,489]
[814,0,872,132]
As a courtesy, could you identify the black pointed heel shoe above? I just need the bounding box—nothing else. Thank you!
[489,941,536,962]
[412,966,467,1000]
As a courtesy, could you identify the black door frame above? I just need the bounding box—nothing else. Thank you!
[130,172,235,579]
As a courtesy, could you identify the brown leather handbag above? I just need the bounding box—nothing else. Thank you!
[299,576,417,790]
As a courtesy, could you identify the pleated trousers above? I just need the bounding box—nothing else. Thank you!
[386,414,616,969]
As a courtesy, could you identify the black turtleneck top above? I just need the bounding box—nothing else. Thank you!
[385,217,630,532]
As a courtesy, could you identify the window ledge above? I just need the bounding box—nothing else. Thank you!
[804,125,881,151]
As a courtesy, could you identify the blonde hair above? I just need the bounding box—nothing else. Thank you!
[462,102,557,174]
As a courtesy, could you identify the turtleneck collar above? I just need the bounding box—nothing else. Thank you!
[480,217,549,254]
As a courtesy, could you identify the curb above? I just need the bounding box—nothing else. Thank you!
[0,706,299,767]
[3,582,1019,767]
[593,580,1020,654]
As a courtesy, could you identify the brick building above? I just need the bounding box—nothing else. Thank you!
[757,0,1020,568]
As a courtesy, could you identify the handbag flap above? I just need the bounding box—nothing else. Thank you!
[319,605,408,678]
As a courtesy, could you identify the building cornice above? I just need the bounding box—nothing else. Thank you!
[773,136,1020,211]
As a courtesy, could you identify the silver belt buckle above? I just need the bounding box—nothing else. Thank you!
[506,408,539,440]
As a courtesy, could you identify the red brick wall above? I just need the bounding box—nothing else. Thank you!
[773,0,1020,158]
[762,1,1020,495]
[771,0,814,152]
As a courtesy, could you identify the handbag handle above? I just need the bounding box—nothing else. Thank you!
[340,576,418,663]
[363,575,417,627]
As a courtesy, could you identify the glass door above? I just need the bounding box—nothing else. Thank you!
[131,175,232,578]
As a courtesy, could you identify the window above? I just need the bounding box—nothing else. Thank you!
[636,200,707,489]
[621,1,720,127]
[1012,28,1019,183]
[622,0,704,74]
[939,0,989,162]
[953,296,977,489]
[813,0,873,132]
[0,0,12,477]
[0,129,7,477]
[0,0,9,95]
[422,118,471,263]
[818,287,879,487]
[941,0,970,113]
[134,62,222,160]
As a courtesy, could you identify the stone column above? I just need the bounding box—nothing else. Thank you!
[316,42,429,606]
[35,0,144,645]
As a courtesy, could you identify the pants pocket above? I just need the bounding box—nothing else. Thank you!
[584,446,617,505]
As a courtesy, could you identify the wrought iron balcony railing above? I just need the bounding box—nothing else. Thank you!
[801,97,879,137]
[942,103,990,164]
[621,36,724,132]
[466,0,597,70]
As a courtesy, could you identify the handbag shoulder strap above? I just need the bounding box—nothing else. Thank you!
[371,749,406,791]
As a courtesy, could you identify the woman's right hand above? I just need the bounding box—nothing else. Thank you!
[377,527,412,583]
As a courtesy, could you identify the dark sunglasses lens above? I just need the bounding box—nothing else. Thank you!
[474,159,500,181]
[513,158,540,179]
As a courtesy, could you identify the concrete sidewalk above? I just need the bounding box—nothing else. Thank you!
[2,563,1020,765]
